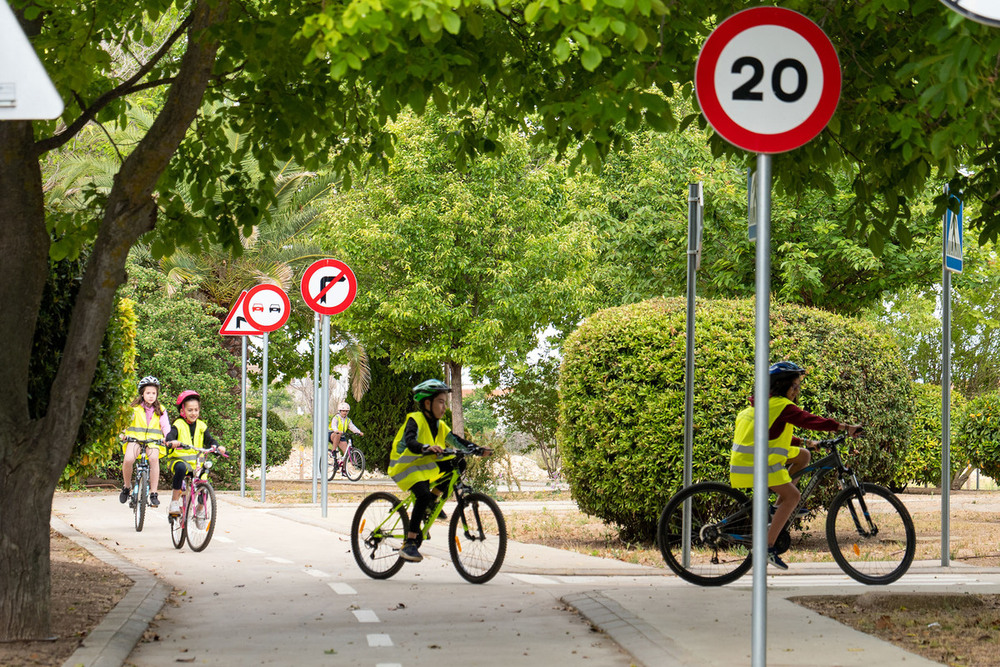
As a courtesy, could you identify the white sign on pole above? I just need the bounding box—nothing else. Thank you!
[219,291,265,336]
[0,0,63,120]
[939,0,1000,27]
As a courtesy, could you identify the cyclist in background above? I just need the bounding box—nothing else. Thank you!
[729,361,862,570]
[389,379,491,563]
[163,390,225,517]
[329,401,364,461]
[121,376,170,508]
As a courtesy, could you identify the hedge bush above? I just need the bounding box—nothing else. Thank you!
[897,382,970,487]
[558,297,913,541]
[957,391,1000,482]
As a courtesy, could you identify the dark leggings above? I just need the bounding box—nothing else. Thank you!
[408,458,465,536]
[171,461,192,490]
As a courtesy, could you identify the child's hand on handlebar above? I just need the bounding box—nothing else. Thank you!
[845,424,864,437]
[422,444,444,455]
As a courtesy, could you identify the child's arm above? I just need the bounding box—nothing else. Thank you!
[348,420,363,436]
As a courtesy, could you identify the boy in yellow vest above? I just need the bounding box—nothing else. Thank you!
[389,379,492,563]
[729,361,861,570]
[163,390,225,517]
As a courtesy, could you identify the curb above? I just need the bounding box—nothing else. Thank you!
[51,516,171,667]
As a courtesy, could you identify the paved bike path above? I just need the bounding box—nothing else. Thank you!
[51,491,983,666]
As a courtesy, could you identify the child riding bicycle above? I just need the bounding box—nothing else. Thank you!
[163,390,225,517]
[729,361,861,570]
[121,376,171,508]
[388,379,492,563]
[329,400,364,460]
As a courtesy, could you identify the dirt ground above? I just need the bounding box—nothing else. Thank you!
[0,530,132,667]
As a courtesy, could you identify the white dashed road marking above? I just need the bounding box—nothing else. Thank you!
[353,609,380,623]
[265,556,293,564]
[239,546,265,554]
[304,568,330,578]
[367,633,393,647]
[328,582,357,595]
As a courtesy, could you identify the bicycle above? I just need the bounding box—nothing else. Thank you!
[657,433,916,586]
[168,445,227,552]
[323,433,366,481]
[351,448,507,584]
[124,437,162,532]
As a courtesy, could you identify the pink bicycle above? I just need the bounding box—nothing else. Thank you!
[169,445,227,552]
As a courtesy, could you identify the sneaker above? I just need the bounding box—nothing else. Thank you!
[437,508,448,521]
[149,493,160,508]
[168,500,182,517]
[400,541,423,563]
[119,487,130,504]
[767,547,789,570]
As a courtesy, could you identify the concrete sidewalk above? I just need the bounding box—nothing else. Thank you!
[54,492,987,666]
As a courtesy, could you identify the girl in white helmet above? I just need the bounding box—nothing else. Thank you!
[328,400,364,468]
[120,376,171,508]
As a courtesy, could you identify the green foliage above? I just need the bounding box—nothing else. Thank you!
[346,355,431,474]
[462,429,511,497]
[957,391,1000,482]
[463,387,498,437]
[220,406,294,488]
[27,256,137,487]
[558,297,913,541]
[897,383,969,487]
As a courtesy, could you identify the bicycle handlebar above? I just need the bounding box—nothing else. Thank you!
[124,436,163,445]
[173,444,230,458]
[814,428,865,451]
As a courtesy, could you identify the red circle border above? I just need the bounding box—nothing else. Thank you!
[243,284,291,332]
[300,259,357,316]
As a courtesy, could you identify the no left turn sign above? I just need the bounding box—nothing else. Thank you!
[300,259,357,315]
[696,7,841,154]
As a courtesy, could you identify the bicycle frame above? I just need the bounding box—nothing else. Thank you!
[369,455,466,542]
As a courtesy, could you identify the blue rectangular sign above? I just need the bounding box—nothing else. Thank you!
[945,198,963,274]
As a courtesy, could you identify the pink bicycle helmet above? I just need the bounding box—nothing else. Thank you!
[176,390,201,407]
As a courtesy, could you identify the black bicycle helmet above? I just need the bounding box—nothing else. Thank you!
[412,379,451,403]
[138,375,161,393]
[769,361,805,376]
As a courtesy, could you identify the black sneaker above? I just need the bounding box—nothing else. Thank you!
[767,547,789,570]
[149,493,160,508]
[119,487,130,504]
[400,540,423,563]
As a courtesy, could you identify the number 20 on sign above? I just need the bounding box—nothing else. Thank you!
[695,7,841,154]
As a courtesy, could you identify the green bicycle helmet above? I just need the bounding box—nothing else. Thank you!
[413,379,451,403]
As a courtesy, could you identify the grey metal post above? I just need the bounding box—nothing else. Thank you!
[261,332,269,502]
[321,314,331,517]
[682,182,702,567]
[240,335,247,498]
[751,153,772,667]
[312,313,320,504]
[941,188,951,566]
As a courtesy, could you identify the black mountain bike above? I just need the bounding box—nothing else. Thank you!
[351,448,507,584]
[125,437,161,532]
[657,433,916,586]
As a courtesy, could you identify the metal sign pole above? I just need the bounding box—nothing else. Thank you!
[312,313,321,504]
[682,182,702,567]
[240,336,247,497]
[321,314,331,517]
[261,332,269,502]
[751,153,772,667]
[941,186,952,566]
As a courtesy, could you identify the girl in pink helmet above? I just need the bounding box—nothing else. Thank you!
[163,390,225,517]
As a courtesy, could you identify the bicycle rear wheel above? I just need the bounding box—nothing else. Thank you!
[133,470,148,532]
[449,492,507,584]
[826,482,915,585]
[657,482,753,586]
[343,448,365,481]
[185,482,217,552]
[351,492,408,579]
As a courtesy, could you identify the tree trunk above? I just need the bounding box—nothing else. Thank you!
[0,0,227,641]
[447,360,465,437]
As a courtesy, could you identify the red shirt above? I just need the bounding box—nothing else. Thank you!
[751,398,842,447]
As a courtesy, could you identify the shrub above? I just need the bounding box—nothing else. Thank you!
[213,406,293,487]
[957,391,1000,482]
[897,383,970,487]
[558,297,913,541]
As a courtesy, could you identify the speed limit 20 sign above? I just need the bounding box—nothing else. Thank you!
[696,7,841,154]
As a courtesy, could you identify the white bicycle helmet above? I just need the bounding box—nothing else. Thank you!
[337,402,350,412]
[138,376,161,393]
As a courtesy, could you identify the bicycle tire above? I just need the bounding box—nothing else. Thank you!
[169,505,186,549]
[133,470,148,532]
[826,482,915,585]
[351,492,408,579]
[449,492,507,584]
[326,449,338,482]
[657,482,754,586]
[343,448,365,481]
[185,482,217,552]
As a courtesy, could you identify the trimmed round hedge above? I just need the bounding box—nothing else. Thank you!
[897,382,969,488]
[558,297,913,541]
[957,391,1000,482]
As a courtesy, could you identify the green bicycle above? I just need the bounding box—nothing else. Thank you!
[351,448,508,584]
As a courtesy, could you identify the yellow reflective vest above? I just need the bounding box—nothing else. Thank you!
[124,406,166,456]
[388,412,452,491]
[164,418,206,474]
[729,396,795,488]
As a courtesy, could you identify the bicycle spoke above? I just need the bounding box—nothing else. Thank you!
[351,492,407,579]
[449,492,507,584]
[826,483,915,585]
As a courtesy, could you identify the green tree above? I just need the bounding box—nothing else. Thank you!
[489,351,562,477]
[315,112,596,435]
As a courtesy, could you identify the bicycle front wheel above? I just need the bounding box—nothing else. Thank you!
[185,482,217,552]
[343,448,365,481]
[170,504,186,550]
[826,482,916,585]
[449,492,507,584]
[351,492,408,579]
[657,482,753,586]
[327,449,338,482]
[133,470,148,532]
